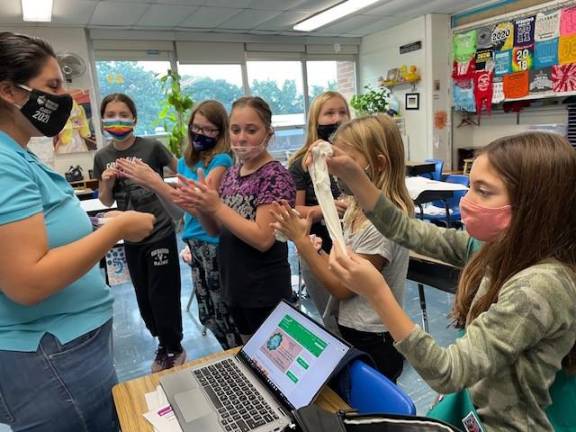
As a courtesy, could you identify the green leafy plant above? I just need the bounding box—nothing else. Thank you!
[157,70,194,157]
[350,85,392,115]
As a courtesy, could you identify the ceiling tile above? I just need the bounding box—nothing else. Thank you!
[354,15,409,35]
[255,10,311,31]
[203,0,252,7]
[0,1,22,24]
[90,2,151,26]
[296,0,343,13]
[155,0,205,3]
[314,14,384,35]
[219,9,281,30]
[137,4,197,27]
[179,6,241,28]
[53,0,98,25]
[247,0,308,11]
[437,0,489,14]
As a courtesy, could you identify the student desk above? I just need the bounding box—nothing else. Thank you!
[406,177,468,224]
[408,252,460,333]
[112,348,348,432]
[405,161,436,177]
[80,198,117,216]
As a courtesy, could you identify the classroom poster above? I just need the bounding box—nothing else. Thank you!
[53,88,97,154]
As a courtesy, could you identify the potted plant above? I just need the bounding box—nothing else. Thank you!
[350,85,392,116]
[157,70,194,158]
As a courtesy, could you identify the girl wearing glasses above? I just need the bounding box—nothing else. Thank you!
[118,100,242,350]
[94,93,185,372]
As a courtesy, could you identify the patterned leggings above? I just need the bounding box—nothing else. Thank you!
[186,239,242,350]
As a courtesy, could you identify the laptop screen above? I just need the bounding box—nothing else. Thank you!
[240,301,350,409]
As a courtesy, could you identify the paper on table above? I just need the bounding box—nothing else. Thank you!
[405,176,468,200]
[308,141,347,256]
[143,386,183,432]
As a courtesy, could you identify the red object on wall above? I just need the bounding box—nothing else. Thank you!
[473,70,494,114]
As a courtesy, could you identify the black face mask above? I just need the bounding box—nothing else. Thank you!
[317,123,340,142]
[191,131,218,152]
[17,85,73,137]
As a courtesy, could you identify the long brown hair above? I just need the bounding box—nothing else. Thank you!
[184,100,230,168]
[289,91,350,165]
[453,132,576,372]
[335,114,413,230]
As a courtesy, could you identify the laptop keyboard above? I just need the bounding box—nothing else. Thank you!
[193,359,280,432]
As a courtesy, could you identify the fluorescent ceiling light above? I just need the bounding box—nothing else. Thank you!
[22,0,53,22]
[294,0,380,32]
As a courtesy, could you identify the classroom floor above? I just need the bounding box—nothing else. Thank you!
[0,242,458,432]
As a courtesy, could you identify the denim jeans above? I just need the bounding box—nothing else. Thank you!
[0,320,119,432]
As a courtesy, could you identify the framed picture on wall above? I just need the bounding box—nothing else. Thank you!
[405,92,420,110]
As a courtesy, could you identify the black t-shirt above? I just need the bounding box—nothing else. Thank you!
[288,155,341,252]
[93,137,174,245]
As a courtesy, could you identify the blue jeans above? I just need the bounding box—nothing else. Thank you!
[0,320,119,432]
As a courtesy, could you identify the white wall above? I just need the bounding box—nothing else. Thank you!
[359,16,429,161]
[452,105,567,165]
[427,14,453,167]
[0,26,99,176]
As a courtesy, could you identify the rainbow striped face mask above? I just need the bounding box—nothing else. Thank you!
[102,118,135,141]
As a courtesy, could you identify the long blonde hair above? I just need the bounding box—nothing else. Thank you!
[289,91,350,166]
[334,115,413,231]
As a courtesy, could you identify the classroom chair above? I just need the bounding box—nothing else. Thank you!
[422,174,469,227]
[423,159,444,181]
[338,360,416,415]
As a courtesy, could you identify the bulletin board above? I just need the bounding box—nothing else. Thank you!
[452,1,576,113]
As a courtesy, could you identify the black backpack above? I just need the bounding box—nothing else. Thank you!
[64,165,84,183]
[292,405,463,432]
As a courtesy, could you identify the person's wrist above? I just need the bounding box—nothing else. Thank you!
[293,235,310,249]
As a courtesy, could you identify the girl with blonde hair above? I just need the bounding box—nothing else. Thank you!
[273,114,412,381]
[325,131,576,431]
[288,91,350,322]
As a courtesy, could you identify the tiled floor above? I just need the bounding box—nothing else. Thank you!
[0,242,458,432]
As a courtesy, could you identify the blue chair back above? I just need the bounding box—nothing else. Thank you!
[345,360,416,415]
[431,174,469,209]
[424,159,444,181]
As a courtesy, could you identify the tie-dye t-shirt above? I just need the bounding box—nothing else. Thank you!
[218,160,296,308]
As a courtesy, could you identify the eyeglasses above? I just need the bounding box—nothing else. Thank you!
[190,124,220,137]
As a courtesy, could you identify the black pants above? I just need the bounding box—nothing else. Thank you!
[124,232,183,352]
[228,305,276,336]
[338,325,404,382]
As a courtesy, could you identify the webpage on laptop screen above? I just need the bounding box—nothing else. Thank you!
[241,301,349,409]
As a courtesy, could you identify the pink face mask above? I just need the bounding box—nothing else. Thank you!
[460,194,512,242]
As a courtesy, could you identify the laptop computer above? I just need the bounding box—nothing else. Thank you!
[160,300,351,432]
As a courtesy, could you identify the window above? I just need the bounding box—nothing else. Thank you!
[307,60,356,103]
[96,61,172,136]
[178,64,244,112]
[246,61,306,128]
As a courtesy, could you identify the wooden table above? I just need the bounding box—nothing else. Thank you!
[408,252,461,333]
[112,348,348,432]
[405,161,436,177]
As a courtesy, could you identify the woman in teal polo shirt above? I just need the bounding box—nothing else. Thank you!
[0,32,154,432]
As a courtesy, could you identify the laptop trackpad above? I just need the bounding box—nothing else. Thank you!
[175,389,213,423]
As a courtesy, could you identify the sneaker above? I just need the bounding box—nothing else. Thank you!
[151,345,166,373]
[162,349,187,370]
